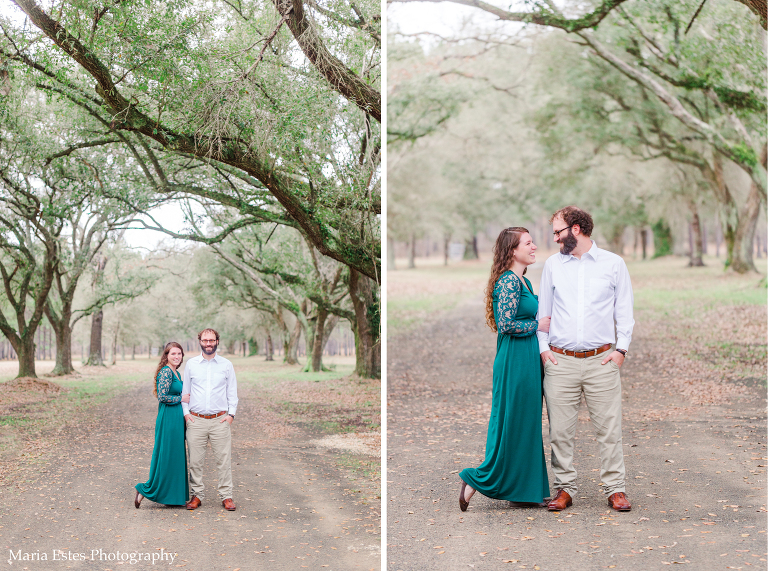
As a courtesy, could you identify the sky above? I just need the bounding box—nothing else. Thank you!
[387,1,526,39]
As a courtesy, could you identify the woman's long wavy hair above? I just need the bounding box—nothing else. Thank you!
[153,342,185,396]
[485,227,529,332]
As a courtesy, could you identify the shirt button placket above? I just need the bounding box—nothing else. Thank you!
[206,361,211,414]
[577,261,585,349]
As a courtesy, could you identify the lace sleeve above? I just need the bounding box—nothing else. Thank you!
[157,367,181,404]
[495,274,538,337]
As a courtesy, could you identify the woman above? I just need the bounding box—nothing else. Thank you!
[134,342,190,508]
[459,227,550,510]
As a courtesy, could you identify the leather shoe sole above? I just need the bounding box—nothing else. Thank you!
[134,490,143,509]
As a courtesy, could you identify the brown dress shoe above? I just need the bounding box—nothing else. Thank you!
[547,490,573,511]
[222,498,236,511]
[459,481,469,512]
[608,492,632,511]
[185,496,202,510]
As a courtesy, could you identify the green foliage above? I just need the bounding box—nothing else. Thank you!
[731,143,759,168]
[651,219,673,258]
[1,0,381,279]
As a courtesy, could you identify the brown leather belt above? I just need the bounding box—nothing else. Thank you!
[549,343,612,358]
[190,411,227,419]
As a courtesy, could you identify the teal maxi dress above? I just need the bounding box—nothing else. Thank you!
[135,366,189,505]
[459,271,550,502]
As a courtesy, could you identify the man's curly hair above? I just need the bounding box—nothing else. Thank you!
[549,206,594,237]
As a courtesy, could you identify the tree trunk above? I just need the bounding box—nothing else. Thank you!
[688,206,705,267]
[349,268,380,379]
[86,309,105,366]
[463,235,479,260]
[285,319,301,365]
[704,155,743,269]
[443,234,450,266]
[730,182,762,273]
[640,228,648,260]
[46,303,74,375]
[310,307,328,372]
[273,308,296,364]
[5,331,37,377]
[265,332,274,361]
[132,344,135,360]
[633,227,638,259]
[14,334,36,378]
[715,212,722,257]
[110,321,119,365]
[607,225,624,255]
[408,234,416,269]
[50,320,73,375]
[322,314,339,352]
[388,235,396,271]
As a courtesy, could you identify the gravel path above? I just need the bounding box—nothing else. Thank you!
[0,382,380,570]
[387,293,766,570]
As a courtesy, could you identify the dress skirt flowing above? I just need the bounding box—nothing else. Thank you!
[459,272,550,502]
[135,367,189,505]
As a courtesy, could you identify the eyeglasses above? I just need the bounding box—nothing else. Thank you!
[553,225,573,238]
[200,340,218,345]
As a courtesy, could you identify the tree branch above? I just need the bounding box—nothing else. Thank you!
[278,0,381,122]
[387,0,629,32]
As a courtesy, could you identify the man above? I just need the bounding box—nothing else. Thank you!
[536,206,634,512]
[182,328,238,511]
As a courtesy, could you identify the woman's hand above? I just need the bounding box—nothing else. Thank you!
[537,316,551,333]
[181,393,190,403]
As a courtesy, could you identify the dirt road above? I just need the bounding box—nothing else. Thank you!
[387,267,766,570]
[0,371,380,570]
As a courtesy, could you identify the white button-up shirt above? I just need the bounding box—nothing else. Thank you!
[536,242,634,353]
[181,353,238,416]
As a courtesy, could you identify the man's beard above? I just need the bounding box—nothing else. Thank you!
[201,343,217,354]
[559,232,578,256]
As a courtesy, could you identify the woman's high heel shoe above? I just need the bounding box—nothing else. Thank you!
[459,480,469,512]
[134,490,143,509]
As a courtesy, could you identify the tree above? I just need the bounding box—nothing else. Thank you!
[80,243,158,366]
[529,2,765,271]
[4,0,381,280]
[202,224,360,373]
[0,155,59,377]
[388,0,767,32]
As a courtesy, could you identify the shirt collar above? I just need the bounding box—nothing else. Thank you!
[559,240,598,263]
[197,353,219,363]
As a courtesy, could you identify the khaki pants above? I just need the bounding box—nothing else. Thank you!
[543,352,626,496]
[186,416,233,501]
